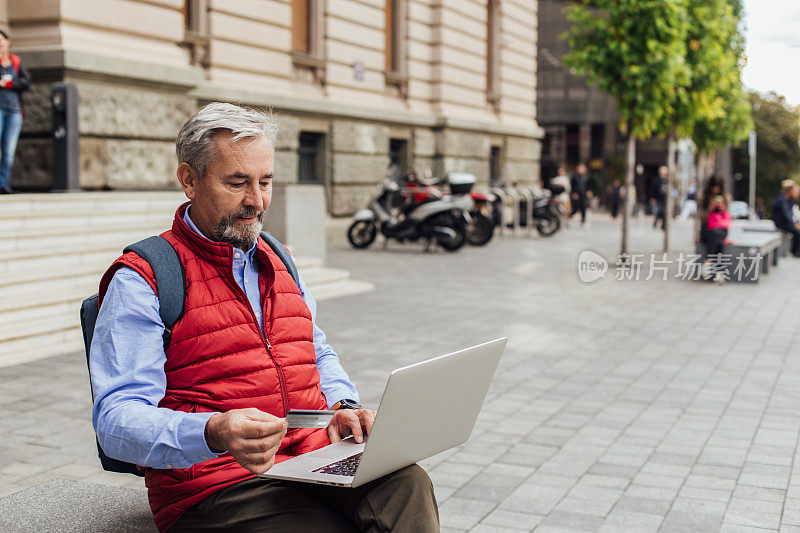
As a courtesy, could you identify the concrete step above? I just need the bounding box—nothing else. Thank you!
[0,328,84,369]
[0,191,185,216]
[0,192,373,368]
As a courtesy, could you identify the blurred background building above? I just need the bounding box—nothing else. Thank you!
[7,0,542,216]
[536,0,739,205]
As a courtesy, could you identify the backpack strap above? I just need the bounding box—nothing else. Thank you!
[260,231,301,288]
[123,236,184,348]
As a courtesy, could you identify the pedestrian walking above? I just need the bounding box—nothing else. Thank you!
[569,163,591,226]
[0,29,30,195]
[650,165,668,229]
[607,179,622,219]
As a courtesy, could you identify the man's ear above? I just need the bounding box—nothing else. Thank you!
[177,162,198,200]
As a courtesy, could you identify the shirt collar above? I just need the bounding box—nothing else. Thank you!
[183,205,258,260]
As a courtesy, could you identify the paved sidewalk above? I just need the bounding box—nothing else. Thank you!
[2,214,800,532]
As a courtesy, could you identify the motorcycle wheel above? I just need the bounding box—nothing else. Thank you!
[437,218,467,252]
[466,211,494,246]
[347,220,377,249]
[536,211,561,237]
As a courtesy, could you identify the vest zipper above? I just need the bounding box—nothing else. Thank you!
[230,275,290,417]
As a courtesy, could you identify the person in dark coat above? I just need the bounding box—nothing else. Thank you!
[772,179,800,257]
[569,163,592,225]
[650,166,668,229]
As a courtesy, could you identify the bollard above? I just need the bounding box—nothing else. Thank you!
[52,83,80,191]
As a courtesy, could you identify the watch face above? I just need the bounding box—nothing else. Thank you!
[339,399,361,410]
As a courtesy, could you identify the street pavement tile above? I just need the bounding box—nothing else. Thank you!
[679,485,733,502]
[469,525,527,533]
[611,496,671,516]
[724,497,783,529]
[719,525,778,533]
[684,474,736,492]
[733,485,787,503]
[538,511,605,532]
[660,510,724,532]
[671,497,729,515]
[598,509,664,532]
[783,509,800,526]
[480,509,544,530]
[554,496,617,517]
[455,473,525,502]
[624,485,680,502]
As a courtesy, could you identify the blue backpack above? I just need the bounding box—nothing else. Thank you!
[79,232,300,476]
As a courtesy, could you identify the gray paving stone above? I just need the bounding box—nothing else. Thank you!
[480,509,544,530]
[724,497,783,529]
[538,511,605,532]
[660,510,724,532]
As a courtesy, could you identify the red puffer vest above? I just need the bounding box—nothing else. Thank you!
[98,203,331,532]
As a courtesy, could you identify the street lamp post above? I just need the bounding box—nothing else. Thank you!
[748,130,757,217]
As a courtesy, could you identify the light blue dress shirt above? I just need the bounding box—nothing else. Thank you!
[90,207,359,469]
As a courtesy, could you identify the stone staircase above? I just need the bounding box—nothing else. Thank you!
[0,192,374,369]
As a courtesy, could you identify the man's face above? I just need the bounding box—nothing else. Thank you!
[178,132,274,250]
[577,165,586,174]
[793,185,800,200]
[659,166,668,178]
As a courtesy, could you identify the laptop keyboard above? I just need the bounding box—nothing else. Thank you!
[312,452,363,476]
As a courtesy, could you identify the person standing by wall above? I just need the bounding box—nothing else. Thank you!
[0,30,31,195]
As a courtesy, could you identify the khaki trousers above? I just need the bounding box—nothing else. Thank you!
[170,464,439,533]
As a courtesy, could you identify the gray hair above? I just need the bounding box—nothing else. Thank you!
[176,102,279,177]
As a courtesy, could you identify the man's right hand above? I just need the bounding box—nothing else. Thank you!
[204,408,287,475]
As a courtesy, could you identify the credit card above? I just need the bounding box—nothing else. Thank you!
[286,409,336,429]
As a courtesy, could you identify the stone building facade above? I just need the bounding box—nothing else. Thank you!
[9,0,541,216]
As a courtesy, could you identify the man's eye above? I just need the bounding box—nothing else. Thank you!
[260,181,271,188]
[230,182,246,188]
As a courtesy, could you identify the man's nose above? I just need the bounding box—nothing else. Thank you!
[243,183,263,211]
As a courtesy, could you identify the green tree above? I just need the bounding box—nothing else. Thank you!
[564,0,688,254]
[690,0,751,160]
[663,0,750,249]
[750,91,800,202]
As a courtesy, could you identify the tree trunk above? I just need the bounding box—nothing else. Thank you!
[621,130,636,255]
[664,131,677,252]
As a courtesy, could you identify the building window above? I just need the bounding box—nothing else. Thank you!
[490,146,502,185]
[389,138,409,175]
[486,0,501,104]
[298,132,326,184]
[384,0,408,93]
[181,0,210,68]
[292,0,326,78]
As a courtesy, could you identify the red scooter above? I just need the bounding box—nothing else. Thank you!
[402,171,496,246]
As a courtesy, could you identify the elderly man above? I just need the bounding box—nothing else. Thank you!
[773,179,800,257]
[90,103,438,532]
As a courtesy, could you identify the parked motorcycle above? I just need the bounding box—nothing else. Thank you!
[496,183,562,237]
[347,171,470,251]
[402,171,496,246]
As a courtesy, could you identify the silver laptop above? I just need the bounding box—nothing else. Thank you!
[260,338,507,487]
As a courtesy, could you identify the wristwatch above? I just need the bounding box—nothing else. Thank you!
[335,399,362,410]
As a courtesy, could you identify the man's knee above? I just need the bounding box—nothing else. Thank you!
[390,464,435,496]
[365,465,438,532]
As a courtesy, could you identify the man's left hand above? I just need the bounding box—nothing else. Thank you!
[327,409,375,444]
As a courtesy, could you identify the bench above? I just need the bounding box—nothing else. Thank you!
[740,220,792,258]
[696,229,782,282]
[0,478,156,532]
